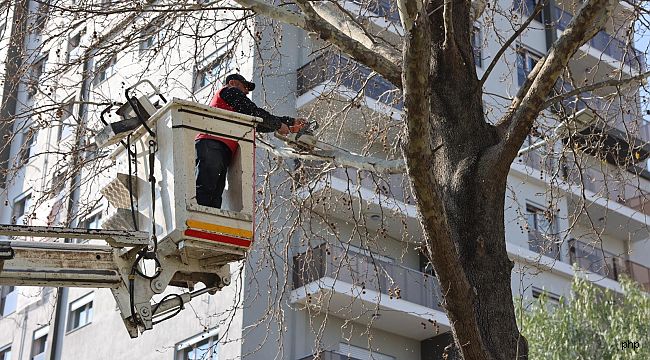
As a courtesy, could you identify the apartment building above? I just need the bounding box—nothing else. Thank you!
[1,1,649,360]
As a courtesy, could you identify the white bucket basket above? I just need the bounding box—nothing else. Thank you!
[108,99,260,265]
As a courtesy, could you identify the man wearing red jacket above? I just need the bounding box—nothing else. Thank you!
[196,73,305,208]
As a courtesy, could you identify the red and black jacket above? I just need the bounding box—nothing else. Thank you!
[196,87,296,159]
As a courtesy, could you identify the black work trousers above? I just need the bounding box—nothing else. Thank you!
[195,139,232,209]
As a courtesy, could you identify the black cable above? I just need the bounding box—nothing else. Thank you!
[133,251,162,280]
[128,271,138,327]
[152,294,184,326]
[152,293,183,315]
[147,139,159,254]
[127,134,139,231]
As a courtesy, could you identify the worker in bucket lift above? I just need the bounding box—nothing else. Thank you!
[195,73,306,209]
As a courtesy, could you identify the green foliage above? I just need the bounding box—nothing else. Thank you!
[518,276,650,360]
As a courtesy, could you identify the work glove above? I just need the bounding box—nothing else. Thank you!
[289,118,307,133]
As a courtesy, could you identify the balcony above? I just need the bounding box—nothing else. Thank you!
[329,168,412,205]
[564,164,650,216]
[291,244,447,340]
[297,168,422,242]
[297,54,403,111]
[528,230,561,260]
[297,351,362,360]
[569,239,650,291]
[553,6,646,71]
[351,0,400,23]
[552,81,650,165]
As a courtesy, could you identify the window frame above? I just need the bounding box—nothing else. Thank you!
[66,292,94,333]
[139,23,166,55]
[19,126,37,164]
[525,202,560,259]
[516,46,543,86]
[30,326,49,360]
[175,328,219,360]
[472,25,483,68]
[1,286,18,317]
[0,344,11,360]
[93,55,117,86]
[532,287,561,305]
[193,46,234,92]
[67,29,84,63]
[26,55,47,99]
[57,97,76,142]
[12,192,32,225]
[515,0,545,24]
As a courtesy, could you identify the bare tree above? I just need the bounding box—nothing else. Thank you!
[1,1,649,359]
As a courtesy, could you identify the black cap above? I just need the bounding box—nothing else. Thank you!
[225,73,255,91]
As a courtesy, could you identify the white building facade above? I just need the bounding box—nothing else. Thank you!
[0,1,649,360]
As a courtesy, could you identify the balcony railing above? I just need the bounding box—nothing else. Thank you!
[517,147,556,174]
[569,239,650,291]
[297,351,363,360]
[329,168,413,204]
[528,230,561,259]
[297,54,403,109]
[564,165,650,215]
[351,0,400,23]
[552,80,650,144]
[293,244,441,310]
[553,6,646,71]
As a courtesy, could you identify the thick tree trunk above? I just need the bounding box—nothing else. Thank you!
[405,116,528,360]
[401,2,528,358]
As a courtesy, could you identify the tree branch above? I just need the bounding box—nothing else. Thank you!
[255,138,406,174]
[232,0,307,28]
[542,70,650,110]
[490,0,616,171]
[292,0,403,87]
[479,0,545,87]
[310,1,402,66]
[443,0,453,49]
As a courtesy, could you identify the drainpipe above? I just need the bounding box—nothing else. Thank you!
[49,49,94,360]
[0,0,30,188]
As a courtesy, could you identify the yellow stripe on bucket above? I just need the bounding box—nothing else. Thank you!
[186,219,253,239]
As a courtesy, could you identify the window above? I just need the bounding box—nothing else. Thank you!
[19,128,37,164]
[175,328,219,360]
[81,212,102,230]
[1,286,17,316]
[75,212,102,243]
[66,292,93,332]
[67,31,82,62]
[28,0,49,33]
[515,0,545,23]
[139,25,165,54]
[31,326,48,360]
[12,194,32,225]
[526,203,560,259]
[472,26,483,68]
[338,343,395,360]
[93,56,116,86]
[57,99,75,142]
[532,287,561,307]
[193,47,234,91]
[569,239,620,280]
[27,56,47,99]
[516,47,542,86]
[0,345,11,360]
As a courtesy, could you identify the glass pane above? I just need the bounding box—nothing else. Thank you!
[2,289,17,316]
[87,305,93,323]
[78,308,87,326]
